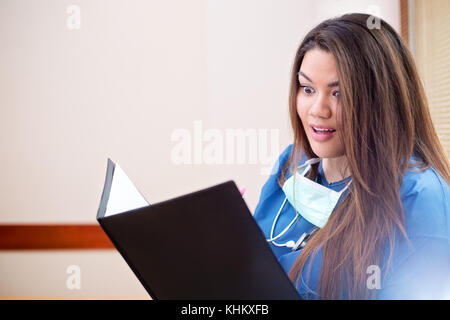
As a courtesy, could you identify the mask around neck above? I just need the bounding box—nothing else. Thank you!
[281,158,352,228]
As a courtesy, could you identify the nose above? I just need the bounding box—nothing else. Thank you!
[309,93,332,119]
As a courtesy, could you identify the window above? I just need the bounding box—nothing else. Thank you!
[408,0,450,157]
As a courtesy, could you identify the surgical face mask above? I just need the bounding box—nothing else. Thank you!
[281,158,352,229]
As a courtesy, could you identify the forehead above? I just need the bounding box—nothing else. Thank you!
[299,48,339,81]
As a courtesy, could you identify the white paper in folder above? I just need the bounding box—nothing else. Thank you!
[104,162,149,217]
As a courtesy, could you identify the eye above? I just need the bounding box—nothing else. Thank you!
[333,90,340,98]
[299,85,315,95]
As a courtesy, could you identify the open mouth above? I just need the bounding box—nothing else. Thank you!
[311,126,336,134]
[310,125,336,142]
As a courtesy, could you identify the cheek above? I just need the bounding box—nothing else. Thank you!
[333,103,342,129]
[296,95,308,124]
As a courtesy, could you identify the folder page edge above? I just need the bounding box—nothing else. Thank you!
[97,158,115,219]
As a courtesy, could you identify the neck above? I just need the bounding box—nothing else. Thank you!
[322,155,351,183]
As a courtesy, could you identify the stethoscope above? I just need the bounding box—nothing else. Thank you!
[266,161,318,251]
[266,196,317,251]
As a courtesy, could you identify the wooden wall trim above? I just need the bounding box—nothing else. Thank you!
[400,0,409,46]
[0,225,114,250]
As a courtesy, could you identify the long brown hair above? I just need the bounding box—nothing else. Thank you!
[279,13,450,299]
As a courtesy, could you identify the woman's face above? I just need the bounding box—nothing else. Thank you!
[296,48,345,158]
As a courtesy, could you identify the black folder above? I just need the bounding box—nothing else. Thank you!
[97,159,301,300]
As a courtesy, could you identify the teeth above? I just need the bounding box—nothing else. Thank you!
[313,127,335,132]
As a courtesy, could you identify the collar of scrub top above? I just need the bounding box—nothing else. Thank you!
[266,158,321,250]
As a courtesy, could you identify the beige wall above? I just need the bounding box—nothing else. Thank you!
[0,0,399,299]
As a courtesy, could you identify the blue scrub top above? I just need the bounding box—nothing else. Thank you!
[253,144,450,299]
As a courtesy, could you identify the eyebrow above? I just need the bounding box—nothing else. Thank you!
[298,71,339,87]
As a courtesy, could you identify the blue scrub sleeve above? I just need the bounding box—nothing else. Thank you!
[378,169,450,299]
[377,236,450,299]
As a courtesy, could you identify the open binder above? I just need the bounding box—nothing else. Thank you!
[97,159,301,300]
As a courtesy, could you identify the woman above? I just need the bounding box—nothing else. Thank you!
[254,13,450,299]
